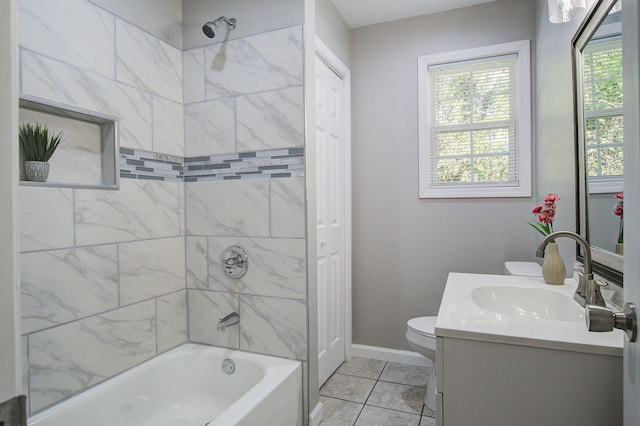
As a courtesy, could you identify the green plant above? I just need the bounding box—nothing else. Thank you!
[19,122,64,162]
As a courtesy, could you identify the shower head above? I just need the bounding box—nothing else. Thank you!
[202,16,237,39]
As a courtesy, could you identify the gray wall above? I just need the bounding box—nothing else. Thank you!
[315,0,351,68]
[533,0,581,265]
[350,0,541,350]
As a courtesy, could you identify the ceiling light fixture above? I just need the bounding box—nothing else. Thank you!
[548,0,588,23]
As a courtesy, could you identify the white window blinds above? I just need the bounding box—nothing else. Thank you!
[427,55,518,187]
[582,38,623,187]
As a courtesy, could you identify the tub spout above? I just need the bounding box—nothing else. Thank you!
[217,312,239,331]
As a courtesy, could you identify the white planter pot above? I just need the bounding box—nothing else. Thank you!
[24,161,50,182]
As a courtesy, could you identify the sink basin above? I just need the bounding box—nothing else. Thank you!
[471,286,582,321]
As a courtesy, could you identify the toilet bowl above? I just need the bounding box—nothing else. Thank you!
[406,316,437,411]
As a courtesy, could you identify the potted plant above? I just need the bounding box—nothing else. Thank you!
[19,122,64,182]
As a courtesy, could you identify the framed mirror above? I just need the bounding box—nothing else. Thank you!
[573,0,624,284]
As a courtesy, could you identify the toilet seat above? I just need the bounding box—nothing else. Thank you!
[407,316,437,337]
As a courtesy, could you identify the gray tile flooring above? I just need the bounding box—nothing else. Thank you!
[319,357,435,426]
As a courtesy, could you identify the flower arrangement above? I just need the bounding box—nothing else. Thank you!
[530,193,560,239]
[613,192,623,244]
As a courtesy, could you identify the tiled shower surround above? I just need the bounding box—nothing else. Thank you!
[19,0,307,415]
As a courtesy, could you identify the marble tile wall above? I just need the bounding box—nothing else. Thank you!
[20,181,187,414]
[18,0,187,415]
[183,25,304,156]
[184,25,308,363]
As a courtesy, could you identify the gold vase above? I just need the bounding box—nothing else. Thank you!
[542,242,566,285]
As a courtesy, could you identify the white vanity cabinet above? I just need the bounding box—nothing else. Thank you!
[435,336,622,425]
[435,273,624,426]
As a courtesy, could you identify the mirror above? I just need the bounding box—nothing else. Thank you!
[573,0,624,283]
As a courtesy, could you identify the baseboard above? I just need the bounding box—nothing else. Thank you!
[351,344,431,367]
[309,401,324,426]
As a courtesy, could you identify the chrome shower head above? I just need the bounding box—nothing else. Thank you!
[202,16,237,39]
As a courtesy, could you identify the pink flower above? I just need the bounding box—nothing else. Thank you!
[613,192,623,219]
[543,193,561,203]
[529,193,560,237]
[537,204,557,224]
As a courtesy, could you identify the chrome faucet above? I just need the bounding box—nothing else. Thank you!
[536,231,606,307]
[217,312,239,331]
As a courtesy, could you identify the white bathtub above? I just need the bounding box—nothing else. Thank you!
[28,344,302,426]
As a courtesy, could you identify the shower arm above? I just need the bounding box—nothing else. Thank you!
[213,16,237,30]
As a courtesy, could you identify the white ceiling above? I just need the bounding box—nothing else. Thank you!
[330,0,498,29]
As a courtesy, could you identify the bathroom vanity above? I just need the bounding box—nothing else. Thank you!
[435,273,623,426]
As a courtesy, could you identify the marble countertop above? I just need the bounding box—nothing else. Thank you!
[435,272,624,356]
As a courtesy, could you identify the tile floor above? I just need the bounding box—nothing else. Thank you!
[319,357,435,426]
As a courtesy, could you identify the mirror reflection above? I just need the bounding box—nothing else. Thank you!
[574,0,624,283]
[583,1,623,255]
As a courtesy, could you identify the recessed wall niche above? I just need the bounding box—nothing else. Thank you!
[19,96,119,189]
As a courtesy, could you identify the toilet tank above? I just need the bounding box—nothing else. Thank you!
[503,261,542,277]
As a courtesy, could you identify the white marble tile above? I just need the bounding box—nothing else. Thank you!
[21,245,119,334]
[179,181,186,237]
[270,177,306,238]
[184,98,235,156]
[186,236,208,289]
[183,48,205,104]
[19,0,115,78]
[153,97,184,157]
[239,295,307,360]
[208,237,306,299]
[29,300,156,412]
[119,237,185,305]
[204,26,303,99]
[21,51,153,151]
[188,290,239,348]
[157,290,187,353]
[236,86,304,151]
[75,179,181,245]
[22,337,29,401]
[115,18,182,103]
[90,0,182,48]
[186,180,269,237]
[19,186,73,252]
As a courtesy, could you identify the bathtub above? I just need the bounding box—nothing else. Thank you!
[28,344,302,426]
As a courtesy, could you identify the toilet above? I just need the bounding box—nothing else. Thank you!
[503,261,543,277]
[406,262,542,411]
[405,316,437,410]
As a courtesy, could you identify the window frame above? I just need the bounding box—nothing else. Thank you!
[418,40,532,199]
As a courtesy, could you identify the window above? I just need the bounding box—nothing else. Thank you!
[418,40,531,198]
[583,35,623,193]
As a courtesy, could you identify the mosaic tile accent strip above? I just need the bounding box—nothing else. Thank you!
[119,147,305,181]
